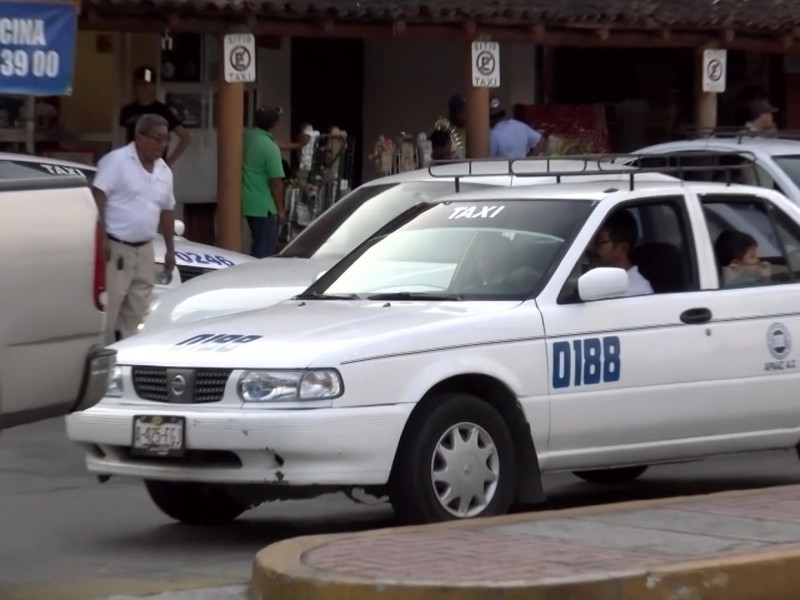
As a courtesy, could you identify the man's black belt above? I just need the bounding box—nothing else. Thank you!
[106,234,149,248]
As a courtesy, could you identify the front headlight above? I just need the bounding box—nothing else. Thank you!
[107,366,123,397]
[237,369,343,403]
[155,268,173,285]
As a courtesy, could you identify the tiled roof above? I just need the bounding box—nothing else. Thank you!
[84,0,800,32]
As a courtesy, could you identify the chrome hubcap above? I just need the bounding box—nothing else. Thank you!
[430,422,500,518]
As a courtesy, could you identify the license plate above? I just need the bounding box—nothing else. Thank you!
[131,415,185,457]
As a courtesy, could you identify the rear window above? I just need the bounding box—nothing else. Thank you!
[0,159,94,181]
[0,161,54,179]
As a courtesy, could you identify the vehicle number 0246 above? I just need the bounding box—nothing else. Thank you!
[174,251,234,267]
[552,336,621,389]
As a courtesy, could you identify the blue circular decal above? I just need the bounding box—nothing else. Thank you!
[767,323,792,360]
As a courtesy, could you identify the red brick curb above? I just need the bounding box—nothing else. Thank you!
[250,484,800,600]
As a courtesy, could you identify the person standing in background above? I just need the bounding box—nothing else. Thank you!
[434,93,467,159]
[743,99,779,132]
[92,114,176,345]
[489,98,545,159]
[430,129,454,161]
[241,105,286,258]
[118,66,192,166]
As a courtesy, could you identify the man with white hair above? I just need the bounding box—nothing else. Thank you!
[92,113,176,344]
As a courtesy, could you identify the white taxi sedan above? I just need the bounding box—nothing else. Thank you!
[142,159,668,332]
[66,158,800,526]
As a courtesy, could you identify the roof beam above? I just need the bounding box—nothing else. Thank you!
[530,22,545,43]
[166,10,180,29]
[75,14,800,54]
[721,28,735,43]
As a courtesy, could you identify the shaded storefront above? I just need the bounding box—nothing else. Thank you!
[7,0,800,252]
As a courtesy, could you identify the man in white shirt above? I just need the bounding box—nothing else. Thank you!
[588,210,653,296]
[92,113,176,344]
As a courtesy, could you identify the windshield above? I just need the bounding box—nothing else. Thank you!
[307,199,594,300]
[773,155,800,189]
[279,181,493,260]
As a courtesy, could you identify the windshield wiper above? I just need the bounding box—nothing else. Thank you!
[293,292,361,300]
[366,292,463,301]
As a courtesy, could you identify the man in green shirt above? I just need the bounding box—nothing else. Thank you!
[241,105,286,257]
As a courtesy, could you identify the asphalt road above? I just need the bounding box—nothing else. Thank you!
[2,418,800,600]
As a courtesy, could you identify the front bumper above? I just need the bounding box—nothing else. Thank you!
[65,401,413,486]
[70,347,117,413]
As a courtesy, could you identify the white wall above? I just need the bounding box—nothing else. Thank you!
[171,39,293,205]
[361,40,536,180]
[169,37,535,208]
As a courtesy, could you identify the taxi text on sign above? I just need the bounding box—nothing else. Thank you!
[0,1,77,95]
[471,41,500,88]
[702,48,727,94]
[223,33,256,84]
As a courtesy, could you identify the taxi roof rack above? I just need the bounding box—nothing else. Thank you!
[427,150,759,193]
[680,126,800,143]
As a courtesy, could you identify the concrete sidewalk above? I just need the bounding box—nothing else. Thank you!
[252,484,800,600]
[105,585,248,599]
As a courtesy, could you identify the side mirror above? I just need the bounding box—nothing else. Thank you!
[577,267,628,302]
[312,270,327,283]
[174,219,186,237]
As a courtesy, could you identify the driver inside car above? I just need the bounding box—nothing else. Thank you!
[587,210,654,297]
[471,235,515,290]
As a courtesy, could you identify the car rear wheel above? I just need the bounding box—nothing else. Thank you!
[389,393,515,524]
[144,480,247,525]
[572,465,648,485]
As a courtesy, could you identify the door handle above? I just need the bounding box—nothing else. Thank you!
[680,307,712,324]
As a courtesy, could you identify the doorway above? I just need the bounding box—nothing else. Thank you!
[290,38,364,186]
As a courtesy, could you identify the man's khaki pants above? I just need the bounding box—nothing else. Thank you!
[105,238,155,345]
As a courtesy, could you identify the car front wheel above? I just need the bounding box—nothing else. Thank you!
[572,465,648,485]
[144,480,248,525]
[389,392,516,524]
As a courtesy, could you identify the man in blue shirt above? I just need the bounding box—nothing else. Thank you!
[489,98,545,159]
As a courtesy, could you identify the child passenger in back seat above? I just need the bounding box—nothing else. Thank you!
[714,229,782,287]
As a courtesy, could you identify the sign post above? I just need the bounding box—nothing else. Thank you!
[223,33,256,84]
[0,0,78,96]
[702,48,727,94]
[471,40,500,88]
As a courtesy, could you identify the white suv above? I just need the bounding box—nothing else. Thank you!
[635,132,800,203]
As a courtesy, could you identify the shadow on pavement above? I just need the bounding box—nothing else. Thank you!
[108,468,799,552]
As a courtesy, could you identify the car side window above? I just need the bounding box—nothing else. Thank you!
[635,155,717,182]
[558,196,698,303]
[701,194,800,289]
[645,152,770,188]
[735,162,787,195]
[754,165,783,193]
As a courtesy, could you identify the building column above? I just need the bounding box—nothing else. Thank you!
[465,43,490,158]
[216,47,245,252]
[695,46,718,130]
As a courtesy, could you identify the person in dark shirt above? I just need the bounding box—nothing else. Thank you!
[430,129,454,161]
[118,66,191,165]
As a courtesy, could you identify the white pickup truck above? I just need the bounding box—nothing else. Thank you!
[0,162,116,433]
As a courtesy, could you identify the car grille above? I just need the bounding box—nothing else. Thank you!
[177,265,213,283]
[131,367,232,403]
